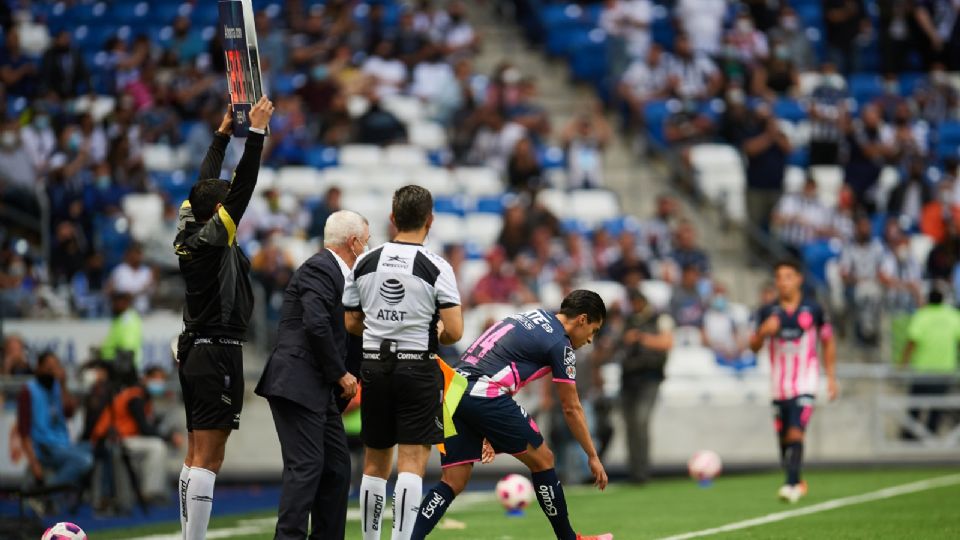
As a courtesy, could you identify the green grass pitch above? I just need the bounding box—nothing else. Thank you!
[97,468,960,539]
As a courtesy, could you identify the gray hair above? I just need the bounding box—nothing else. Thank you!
[323,210,368,248]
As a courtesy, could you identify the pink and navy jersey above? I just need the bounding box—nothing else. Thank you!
[755,298,833,400]
[454,309,576,399]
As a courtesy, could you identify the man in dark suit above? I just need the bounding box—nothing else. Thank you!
[255,210,370,540]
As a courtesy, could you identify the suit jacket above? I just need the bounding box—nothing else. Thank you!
[256,249,359,413]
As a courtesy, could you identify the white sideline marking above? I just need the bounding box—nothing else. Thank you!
[126,491,494,540]
[659,474,960,540]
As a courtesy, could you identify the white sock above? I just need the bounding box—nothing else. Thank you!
[361,474,388,540]
[179,465,191,539]
[185,467,216,540]
[391,472,422,540]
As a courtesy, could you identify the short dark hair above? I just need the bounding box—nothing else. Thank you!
[36,350,57,369]
[929,288,944,305]
[559,289,607,323]
[392,185,433,232]
[773,259,803,274]
[144,366,167,379]
[189,179,230,222]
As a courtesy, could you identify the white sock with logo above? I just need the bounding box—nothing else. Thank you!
[185,467,216,540]
[391,472,422,540]
[179,464,191,539]
[361,474,388,540]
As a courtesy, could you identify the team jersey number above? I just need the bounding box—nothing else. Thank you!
[462,322,515,365]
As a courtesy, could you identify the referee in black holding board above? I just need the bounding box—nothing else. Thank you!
[344,185,464,540]
[174,96,273,540]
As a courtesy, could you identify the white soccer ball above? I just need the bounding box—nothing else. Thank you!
[687,450,723,482]
[496,473,535,510]
[42,522,87,540]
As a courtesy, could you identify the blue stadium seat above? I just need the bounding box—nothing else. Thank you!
[305,146,339,169]
[937,121,960,159]
[571,37,608,84]
[108,1,150,25]
[70,2,109,24]
[788,148,809,167]
[849,74,882,105]
[794,4,822,29]
[802,239,840,286]
[476,195,505,215]
[772,98,807,122]
[538,146,566,170]
[643,100,671,149]
[151,171,193,204]
[434,195,467,216]
[899,72,925,96]
[560,218,592,236]
[190,3,221,27]
[95,215,132,270]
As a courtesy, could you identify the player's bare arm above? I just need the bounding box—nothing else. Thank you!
[749,315,780,352]
[555,382,608,491]
[438,305,464,345]
[822,330,838,400]
[344,311,365,336]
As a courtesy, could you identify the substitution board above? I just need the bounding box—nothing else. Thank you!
[218,0,267,137]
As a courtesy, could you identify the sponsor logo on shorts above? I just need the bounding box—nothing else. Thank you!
[379,279,406,305]
[538,484,558,516]
[564,347,576,365]
[221,394,232,406]
[565,365,576,379]
[195,338,213,345]
[397,352,426,360]
[435,417,444,430]
[421,491,445,518]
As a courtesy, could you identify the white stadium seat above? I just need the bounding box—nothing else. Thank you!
[341,191,391,222]
[910,234,935,266]
[254,167,277,194]
[689,144,746,222]
[122,193,164,241]
[568,190,621,228]
[784,165,806,193]
[430,213,466,245]
[338,144,383,168]
[464,213,504,250]
[411,167,458,195]
[143,144,180,172]
[276,166,325,199]
[581,280,627,310]
[640,280,672,312]
[665,346,722,377]
[876,166,900,211]
[538,282,564,311]
[536,189,569,219]
[384,145,429,168]
[810,165,844,208]
[409,121,448,150]
[458,259,490,296]
[455,167,503,197]
[381,95,426,124]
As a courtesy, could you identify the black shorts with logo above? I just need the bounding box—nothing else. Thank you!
[178,338,244,431]
[360,351,443,449]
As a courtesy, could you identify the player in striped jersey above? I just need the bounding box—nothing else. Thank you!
[750,260,837,503]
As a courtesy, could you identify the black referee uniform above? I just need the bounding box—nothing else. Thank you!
[174,130,263,432]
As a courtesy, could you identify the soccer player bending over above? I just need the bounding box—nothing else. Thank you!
[749,260,837,504]
[412,290,613,540]
[174,97,273,539]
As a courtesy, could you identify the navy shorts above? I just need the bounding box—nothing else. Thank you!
[178,341,244,431]
[773,394,815,436]
[440,394,544,468]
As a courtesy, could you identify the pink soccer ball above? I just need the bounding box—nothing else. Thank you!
[687,450,723,482]
[42,522,87,540]
[495,473,534,510]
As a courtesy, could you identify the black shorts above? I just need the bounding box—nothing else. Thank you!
[440,394,544,468]
[773,394,815,436]
[360,359,443,449]
[178,340,244,431]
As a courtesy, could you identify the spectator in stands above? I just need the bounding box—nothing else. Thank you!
[912,0,955,69]
[809,63,849,166]
[839,215,889,344]
[0,116,40,215]
[824,0,870,74]
[844,103,895,212]
[882,228,924,312]
[726,9,769,67]
[768,6,816,72]
[560,230,596,282]
[665,34,723,101]
[592,227,619,277]
[89,366,183,503]
[829,186,858,242]
[751,37,800,99]
[2,334,32,376]
[704,282,753,368]
[410,43,459,110]
[467,106,527,173]
[506,77,551,143]
[890,102,930,168]
[0,29,38,97]
[600,0,654,76]
[507,137,545,194]
[78,113,108,164]
[18,351,93,488]
[49,222,88,288]
[675,0,728,56]
[561,107,612,189]
[619,43,672,131]
[250,233,295,319]
[363,40,409,98]
[719,86,752,145]
[670,264,707,329]
[21,105,57,173]
[672,220,711,277]
[497,201,532,259]
[171,16,205,65]
[108,244,155,315]
[619,290,673,484]
[101,291,143,371]
[887,160,933,231]
[186,105,242,173]
[441,1,480,56]
[471,246,535,305]
[927,229,960,282]
[773,177,830,258]
[914,63,960,124]
[353,91,408,146]
[900,288,960,439]
[255,10,290,77]
[608,232,651,286]
[663,99,714,189]
[38,30,90,99]
[742,102,790,241]
[308,186,343,240]
[644,194,679,261]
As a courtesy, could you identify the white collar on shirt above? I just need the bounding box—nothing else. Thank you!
[327,248,351,278]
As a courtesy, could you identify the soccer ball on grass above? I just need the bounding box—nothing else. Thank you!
[496,473,535,513]
[687,450,723,485]
[42,522,87,540]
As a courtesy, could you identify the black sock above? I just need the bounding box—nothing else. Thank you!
[531,469,576,540]
[784,442,803,486]
[411,482,455,540]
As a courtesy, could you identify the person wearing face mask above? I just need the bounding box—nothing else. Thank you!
[17,351,93,489]
[704,284,754,370]
[88,366,184,505]
[255,210,368,540]
[0,117,39,208]
[769,6,816,71]
[824,0,870,74]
